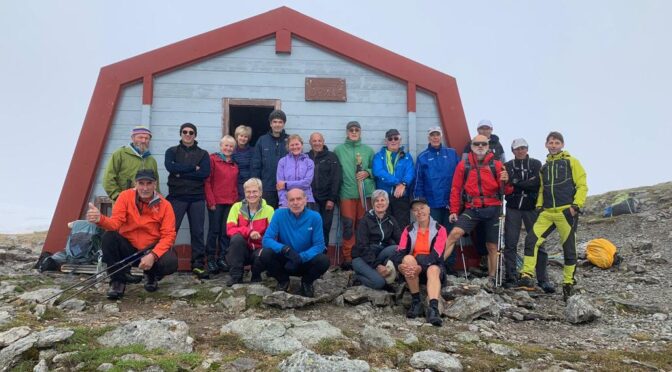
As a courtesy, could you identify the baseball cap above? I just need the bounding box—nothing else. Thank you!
[427,126,442,135]
[477,119,493,129]
[511,138,529,150]
[135,169,157,181]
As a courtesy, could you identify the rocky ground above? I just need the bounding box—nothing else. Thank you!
[1,182,671,371]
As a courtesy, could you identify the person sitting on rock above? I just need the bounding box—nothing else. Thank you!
[351,189,402,290]
[390,197,447,327]
[225,178,274,287]
[86,169,177,300]
[260,188,329,297]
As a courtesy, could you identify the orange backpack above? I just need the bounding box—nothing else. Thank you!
[586,238,619,269]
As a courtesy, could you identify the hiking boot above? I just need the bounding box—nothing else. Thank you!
[516,274,536,291]
[143,274,158,292]
[426,304,443,327]
[250,272,262,283]
[106,281,125,300]
[539,281,556,294]
[502,278,518,289]
[226,275,243,287]
[192,267,209,280]
[217,257,230,272]
[340,261,353,271]
[406,299,424,319]
[120,272,143,284]
[300,282,315,298]
[562,283,574,302]
[276,280,290,292]
[207,260,220,275]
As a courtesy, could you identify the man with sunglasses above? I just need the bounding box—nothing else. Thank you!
[372,129,415,228]
[442,135,512,286]
[165,122,211,279]
[334,121,375,269]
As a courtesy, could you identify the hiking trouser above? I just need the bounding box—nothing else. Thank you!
[259,248,330,285]
[226,234,263,280]
[431,208,457,268]
[352,245,397,290]
[504,208,549,283]
[206,204,232,261]
[389,195,411,228]
[315,198,336,246]
[522,206,578,284]
[168,197,206,268]
[262,191,279,210]
[101,231,178,281]
[339,198,368,262]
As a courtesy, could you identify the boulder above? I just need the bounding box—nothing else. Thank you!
[17,288,62,304]
[445,291,498,322]
[97,319,193,353]
[278,349,369,372]
[486,343,520,357]
[409,350,463,372]
[0,326,31,347]
[342,286,394,307]
[565,295,602,324]
[34,327,74,347]
[361,325,395,348]
[263,291,319,309]
[58,299,86,312]
[169,288,198,298]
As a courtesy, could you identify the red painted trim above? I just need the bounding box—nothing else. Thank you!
[275,29,292,53]
[407,82,416,113]
[142,74,153,105]
[45,6,469,253]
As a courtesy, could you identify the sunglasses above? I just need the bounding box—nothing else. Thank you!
[387,136,400,141]
[182,130,195,135]
[348,128,361,133]
[471,142,488,147]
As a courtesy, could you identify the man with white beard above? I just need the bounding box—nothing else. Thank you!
[442,135,512,286]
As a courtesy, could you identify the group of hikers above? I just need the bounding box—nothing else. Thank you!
[85,109,587,327]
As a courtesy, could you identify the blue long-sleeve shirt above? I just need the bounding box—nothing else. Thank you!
[262,208,325,262]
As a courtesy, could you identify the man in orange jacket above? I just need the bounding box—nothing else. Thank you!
[87,169,178,299]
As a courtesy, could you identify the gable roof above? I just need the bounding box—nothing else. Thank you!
[44,6,468,253]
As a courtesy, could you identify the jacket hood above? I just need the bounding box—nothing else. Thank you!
[546,150,571,161]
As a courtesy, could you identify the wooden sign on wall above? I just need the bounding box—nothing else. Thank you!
[305,78,347,102]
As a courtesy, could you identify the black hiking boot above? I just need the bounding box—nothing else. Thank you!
[516,274,536,291]
[207,260,220,276]
[120,272,143,284]
[426,304,443,327]
[502,278,518,289]
[192,266,209,280]
[143,274,158,292]
[300,282,315,298]
[563,283,574,302]
[226,275,243,287]
[217,257,230,273]
[406,299,424,319]
[276,280,290,292]
[106,281,125,300]
[340,261,353,271]
[250,272,262,283]
[539,281,556,294]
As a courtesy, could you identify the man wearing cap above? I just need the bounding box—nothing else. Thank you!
[307,132,342,246]
[260,188,329,297]
[390,197,447,327]
[463,119,506,161]
[86,169,178,300]
[414,126,460,271]
[251,109,289,209]
[334,121,375,269]
[502,138,553,292]
[103,126,160,201]
[372,129,415,228]
[443,135,512,285]
[165,122,211,278]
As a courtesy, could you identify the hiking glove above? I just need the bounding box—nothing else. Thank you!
[282,246,302,271]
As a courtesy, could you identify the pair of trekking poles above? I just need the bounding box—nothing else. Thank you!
[40,247,152,306]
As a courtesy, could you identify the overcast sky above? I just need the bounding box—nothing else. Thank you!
[1,1,670,232]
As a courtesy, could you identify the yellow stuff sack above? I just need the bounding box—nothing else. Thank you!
[586,238,618,269]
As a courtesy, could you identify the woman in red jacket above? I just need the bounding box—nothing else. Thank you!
[204,135,239,276]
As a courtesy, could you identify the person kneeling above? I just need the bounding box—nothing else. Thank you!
[86,169,178,300]
[390,198,447,327]
[261,188,329,297]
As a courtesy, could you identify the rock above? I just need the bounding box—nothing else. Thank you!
[34,327,74,347]
[0,311,12,325]
[628,264,647,274]
[610,299,666,314]
[170,300,189,310]
[487,343,520,357]
[403,333,419,345]
[445,291,499,322]
[409,350,463,372]
[58,299,86,312]
[169,288,198,298]
[243,284,273,297]
[652,313,668,321]
[312,271,350,301]
[564,295,602,324]
[209,286,224,294]
[34,304,47,319]
[361,325,395,348]
[441,284,481,300]
[97,319,193,353]
[221,296,246,313]
[220,316,342,355]
[0,283,16,296]
[0,333,37,369]
[0,326,31,347]
[103,303,119,313]
[33,359,48,372]
[263,291,320,309]
[97,363,114,371]
[17,288,62,304]
[227,357,259,371]
[455,332,479,343]
[627,240,653,252]
[278,349,369,372]
[52,351,79,364]
[120,353,153,362]
[342,286,394,307]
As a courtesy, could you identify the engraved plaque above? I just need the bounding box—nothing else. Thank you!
[305,78,347,102]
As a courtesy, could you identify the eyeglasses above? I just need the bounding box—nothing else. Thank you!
[348,128,360,133]
[387,136,400,142]
[182,130,195,135]
[513,147,528,150]
[411,208,427,214]
[471,142,488,147]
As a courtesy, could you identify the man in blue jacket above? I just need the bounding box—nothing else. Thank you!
[261,188,329,297]
[414,126,460,272]
[372,129,415,227]
[251,110,289,209]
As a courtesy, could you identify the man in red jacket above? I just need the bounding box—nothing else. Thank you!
[443,135,512,284]
[87,169,178,300]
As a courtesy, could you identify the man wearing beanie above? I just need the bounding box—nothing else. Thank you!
[165,122,211,278]
[251,109,289,209]
[103,126,160,201]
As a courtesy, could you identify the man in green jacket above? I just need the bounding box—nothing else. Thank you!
[103,126,160,201]
[333,121,375,269]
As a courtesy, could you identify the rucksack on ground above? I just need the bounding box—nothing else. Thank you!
[39,220,103,271]
[603,192,640,217]
[585,238,619,269]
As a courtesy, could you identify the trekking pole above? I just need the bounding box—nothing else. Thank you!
[458,237,468,280]
[41,247,151,305]
[495,182,506,287]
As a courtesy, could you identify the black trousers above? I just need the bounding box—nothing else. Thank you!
[206,204,232,259]
[389,195,411,228]
[263,191,279,210]
[315,198,336,246]
[101,231,178,281]
[259,248,329,285]
[226,234,264,280]
[504,208,549,282]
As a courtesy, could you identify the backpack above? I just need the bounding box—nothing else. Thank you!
[64,220,103,264]
[586,238,620,269]
[603,192,640,217]
[461,153,500,204]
